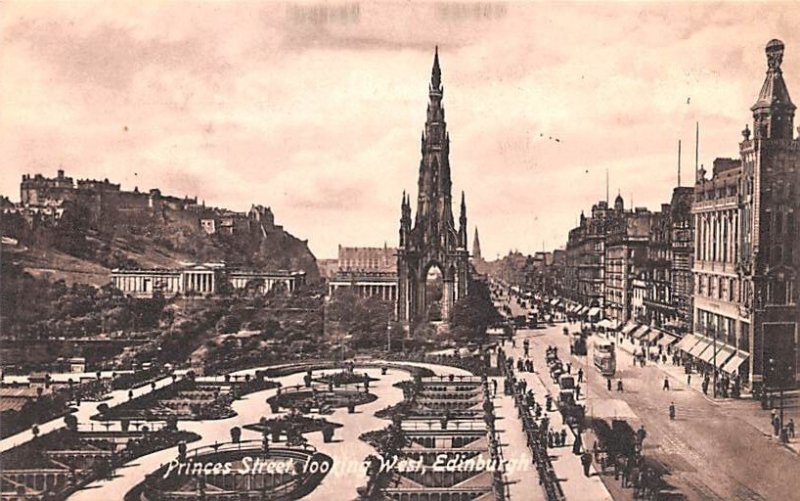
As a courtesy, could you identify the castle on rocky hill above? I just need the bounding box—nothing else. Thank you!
[4,169,281,236]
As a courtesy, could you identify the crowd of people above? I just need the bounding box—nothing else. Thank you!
[500,357,567,500]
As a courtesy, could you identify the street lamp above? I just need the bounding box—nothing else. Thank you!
[767,357,792,433]
[711,324,718,399]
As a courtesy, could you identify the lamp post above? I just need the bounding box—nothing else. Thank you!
[767,358,788,433]
[712,324,718,399]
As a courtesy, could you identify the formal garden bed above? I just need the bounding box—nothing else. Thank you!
[243,412,343,443]
[92,376,235,421]
[266,386,377,414]
[313,370,379,387]
[3,422,199,500]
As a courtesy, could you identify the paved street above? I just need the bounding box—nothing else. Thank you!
[499,306,800,500]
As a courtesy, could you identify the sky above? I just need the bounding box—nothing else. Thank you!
[2,1,799,260]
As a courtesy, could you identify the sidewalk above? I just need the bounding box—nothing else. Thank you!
[490,379,545,501]
[515,369,612,500]
[604,331,800,455]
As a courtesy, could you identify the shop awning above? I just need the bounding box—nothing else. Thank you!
[587,307,601,318]
[550,299,560,306]
[687,336,712,357]
[712,344,737,369]
[695,341,734,366]
[621,322,639,335]
[596,319,614,329]
[635,326,652,339]
[656,332,680,349]
[675,333,701,353]
[722,350,749,375]
[646,329,663,343]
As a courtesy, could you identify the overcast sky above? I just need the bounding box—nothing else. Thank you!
[2,1,799,259]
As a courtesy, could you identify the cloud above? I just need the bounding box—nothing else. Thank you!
[1,1,799,259]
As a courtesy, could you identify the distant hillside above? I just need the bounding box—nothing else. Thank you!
[1,187,318,287]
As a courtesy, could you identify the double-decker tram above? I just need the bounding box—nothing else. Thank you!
[593,340,616,376]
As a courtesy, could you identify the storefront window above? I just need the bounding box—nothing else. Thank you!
[739,323,750,351]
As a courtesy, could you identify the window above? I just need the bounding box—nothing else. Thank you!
[740,323,750,351]
[769,279,787,305]
[726,317,736,345]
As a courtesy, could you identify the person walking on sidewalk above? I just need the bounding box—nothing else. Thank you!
[607,377,612,391]
[687,373,692,386]
[578,368,584,383]
[617,380,624,392]
[581,451,593,477]
[663,377,670,391]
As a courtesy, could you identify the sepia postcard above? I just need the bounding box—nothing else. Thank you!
[1,2,799,500]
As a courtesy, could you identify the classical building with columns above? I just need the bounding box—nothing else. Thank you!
[328,271,398,302]
[326,245,398,301]
[111,262,305,298]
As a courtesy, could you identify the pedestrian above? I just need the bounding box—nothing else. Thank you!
[578,368,584,383]
[492,379,498,396]
[636,425,647,447]
[581,451,592,477]
[789,419,795,438]
[567,362,572,374]
[572,430,583,454]
[663,377,670,391]
[773,416,781,436]
[575,384,581,399]
[687,373,692,386]
[617,380,624,392]
[560,429,567,447]
[607,377,612,391]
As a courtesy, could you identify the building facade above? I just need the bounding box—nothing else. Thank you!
[111,263,305,298]
[564,201,614,311]
[690,40,799,387]
[326,245,399,301]
[739,39,799,387]
[605,200,653,325]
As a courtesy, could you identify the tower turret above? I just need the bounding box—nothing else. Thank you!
[752,39,796,140]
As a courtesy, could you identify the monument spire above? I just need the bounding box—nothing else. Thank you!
[431,45,441,90]
[472,227,482,261]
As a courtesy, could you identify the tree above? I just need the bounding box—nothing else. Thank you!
[449,278,501,342]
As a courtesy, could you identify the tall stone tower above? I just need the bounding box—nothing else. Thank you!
[739,39,799,386]
[397,47,470,324]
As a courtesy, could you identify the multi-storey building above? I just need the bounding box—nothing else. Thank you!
[565,201,613,313]
[688,40,799,387]
[690,157,748,379]
[669,187,695,333]
[740,39,799,388]
[639,187,695,334]
[605,198,653,325]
